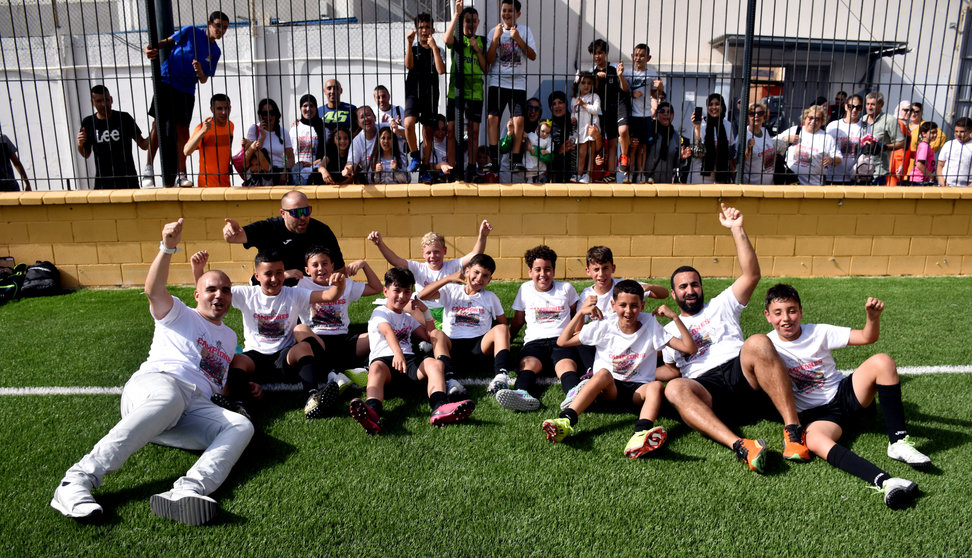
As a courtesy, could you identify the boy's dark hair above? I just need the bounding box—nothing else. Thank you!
[911,101,923,112]
[374,84,389,94]
[436,113,448,126]
[524,245,557,269]
[670,265,700,289]
[613,279,645,300]
[955,117,972,129]
[414,12,433,26]
[548,90,567,107]
[588,39,608,55]
[586,245,614,266]
[209,11,230,24]
[461,6,479,18]
[634,43,650,56]
[90,84,109,96]
[304,245,332,264]
[502,0,523,12]
[384,267,415,288]
[837,90,848,96]
[764,283,802,310]
[918,121,938,136]
[254,248,284,267]
[466,253,496,274]
[210,93,230,106]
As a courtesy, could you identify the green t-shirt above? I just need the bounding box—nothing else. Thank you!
[447,34,486,101]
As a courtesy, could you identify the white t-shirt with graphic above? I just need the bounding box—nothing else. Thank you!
[782,127,841,185]
[578,313,672,383]
[368,305,421,360]
[624,67,660,118]
[826,119,866,182]
[485,25,537,91]
[438,283,505,339]
[579,278,622,319]
[767,323,852,412]
[134,296,237,399]
[743,128,788,185]
[512,280,579,344]
[297,276,366,336]
[232,285,311,354]
[662,287,746,379]
[407,258,464,310]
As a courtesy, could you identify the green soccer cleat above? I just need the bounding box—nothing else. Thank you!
[623,426,668,459]
[344,368,369,388]
[541,418,574,443]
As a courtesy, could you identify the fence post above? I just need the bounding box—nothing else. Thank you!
[735,0,757,185]
[144,0,176,187]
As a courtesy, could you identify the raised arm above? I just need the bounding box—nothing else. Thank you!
[146,218,183,320]
[190,250,209,283]
[444,0,462,48]
[557,296,600,347]
[721,203,760,306]
[367,230,408,268]
[654,304,698,355]
[848,297,883,346]
[346,259,383,296]
[418,270,462,301]
[641,282,669,299]
[459,219,493,266]
[184,119,211,156]
[308,274,347,304]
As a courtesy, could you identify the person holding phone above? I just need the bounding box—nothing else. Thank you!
[689,93,736,183]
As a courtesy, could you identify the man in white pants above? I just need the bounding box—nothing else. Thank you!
[50,218,254,525]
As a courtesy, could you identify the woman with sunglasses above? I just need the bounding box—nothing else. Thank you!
[781,104,842,185]
[825,94,867,184]
[741,102,795,184]
[244,98,294,185]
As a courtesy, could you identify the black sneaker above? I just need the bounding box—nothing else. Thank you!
[211,393,251,420]
[304,381,340,419]
[511,162,527,173]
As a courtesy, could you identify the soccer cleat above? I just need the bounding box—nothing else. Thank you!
[327,371,353,394]
[559,378,590,411]
[733,438,768,473]
[579,367,594,381]
[429,399,476,427]
[618,154,629,173]
[149,490,218,525]
[783,424,812,462]
[878,477,918,509]
[446,378,468,401]
[176,171,193,188]
[51,480,102,520]
[304,381,339,419]
[349,397,381,435]
[624,426,668,459]
[210,393,251,420]
[407,158,422,172]
[486,371,511,394]
[141,164,155,188]
[495,388,541,412]
[887,436,932,467]
[344,367,369,388]
[541,417,575,443]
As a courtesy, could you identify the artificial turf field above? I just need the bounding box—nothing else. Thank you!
[1,276,970,556]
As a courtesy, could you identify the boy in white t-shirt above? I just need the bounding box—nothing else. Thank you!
[936,116,972,187]
[494,245,581,412]
[548,281,697,458]
[418,253,511,381]
[349,267,475,435]
[764,284,930,509]
[191,249,345,419]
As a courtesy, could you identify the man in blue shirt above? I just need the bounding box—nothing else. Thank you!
[318,79,359,143]
[143,11,230,188]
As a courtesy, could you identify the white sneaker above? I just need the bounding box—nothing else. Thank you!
[879,477,918,509]
[418,341,434,355]
[578,174,590,183]
[487,371,511,394]
[50,480,102,519]
[327,371,353,394]
[177,172,193,188]
[560,378,590,411]
[446,378,467,400]
[141,164,155,188]
[495,388,540,412]
[887,436,931,467]
[150,489,218,525]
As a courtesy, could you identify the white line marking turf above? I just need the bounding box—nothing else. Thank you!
[1,365,969,396]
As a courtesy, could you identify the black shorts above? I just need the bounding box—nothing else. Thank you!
[405,93,439,127]
[447,97,484,124]
[613,379,645,411]
[317,332,363,371]
[486,87,527,118]
[518,338,579,375]
[797,374,865,430]
[577,344,596,373]
[244,346,295,384]
[371,354,423,382]
[627,116,651,144]
[148,82,195,128]
[450,334,492,373]
[693,356,774,423]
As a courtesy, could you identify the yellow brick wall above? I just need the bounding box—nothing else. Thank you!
[1,184,971,288]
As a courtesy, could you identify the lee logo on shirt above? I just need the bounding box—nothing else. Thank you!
[95,129,121,143]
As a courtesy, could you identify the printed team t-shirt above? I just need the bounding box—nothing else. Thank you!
[135,296,237,399]
[662,287,746,379]
[485,25,536,91]
[231,285,311,354]
[579,278,621,318]
[512,280,579,344]
[437,283,505,339]
[368,305,421,360]
[195,120,234,187]
[297,276,366,336]
[767,323,851,412]
[578,314,672,383]
[407,258,463,310]
[826,119,866,182]
[783,127,841,185]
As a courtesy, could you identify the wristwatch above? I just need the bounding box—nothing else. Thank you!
[158,241,181,254]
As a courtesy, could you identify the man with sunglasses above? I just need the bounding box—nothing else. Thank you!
[223,190,345,282]
[825,94,867,184]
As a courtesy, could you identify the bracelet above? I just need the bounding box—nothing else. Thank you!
[158,241,181,255]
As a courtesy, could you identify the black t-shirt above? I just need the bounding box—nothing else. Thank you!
[591,64,626,113]
[406,41,440,97]
[0,134,18,191]
[81,111,141,189]
[548,113,576,182]
[324,142,350,174]
[242,216,345,273]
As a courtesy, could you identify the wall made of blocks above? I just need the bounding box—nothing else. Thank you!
[2,183,971,288]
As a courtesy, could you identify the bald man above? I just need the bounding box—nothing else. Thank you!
[51,219,254,526]
[223,190,345,282]
[318,79,359,142]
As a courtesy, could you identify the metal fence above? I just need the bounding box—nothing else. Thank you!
[0,0,968,190]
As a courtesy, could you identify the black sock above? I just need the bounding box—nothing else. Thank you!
[559,408,579,426]
[512,152,523,164]
[494,350,510,374]
[876,383,908,443]
[560,371,581,395]
[306,337,327,362]
[826,444,889,487]
[489,144,499,165]
[365,398,383,415]
[438,355,453,376]
[409,150,419,161]
[296,355,320,392]
[514,369,536,393]
[634,418,654,433]
[429,390,448,411]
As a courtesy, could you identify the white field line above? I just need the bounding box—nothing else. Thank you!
[1,365,970,396]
